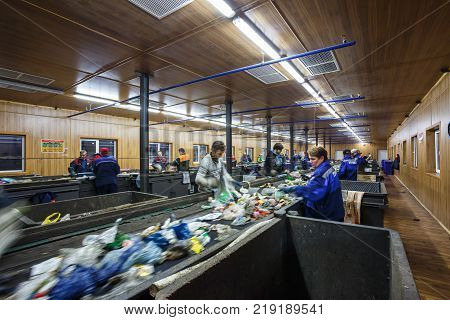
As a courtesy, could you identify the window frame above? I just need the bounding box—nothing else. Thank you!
[149,142,172,164]
[80,138,117,158]
[0,134,25,173]
[245,147,254,161]
[193,144,209,163]
[435,130,440,174]
[411,135,418,168]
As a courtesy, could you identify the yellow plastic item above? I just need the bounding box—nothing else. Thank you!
[189,237,204,254]
[41,212,61,225]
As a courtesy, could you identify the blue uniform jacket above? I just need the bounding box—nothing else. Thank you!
[93,156,120,187]
[355,154,366,169]
[338,155,358,181]
[293,160,345,221]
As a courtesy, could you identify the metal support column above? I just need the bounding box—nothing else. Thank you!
[315,131,319,146]
[266,115,272,169]
[225,99,233,174]
[139,73,150,193]
[305,128,309,153]
[323,133,326,149]
[289,123,295,170]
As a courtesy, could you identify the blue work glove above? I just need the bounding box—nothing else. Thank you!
[281,186,296,194]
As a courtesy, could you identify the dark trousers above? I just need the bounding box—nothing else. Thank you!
[96,183,118,195]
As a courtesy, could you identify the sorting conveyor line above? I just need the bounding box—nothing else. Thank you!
[0,175,292,299]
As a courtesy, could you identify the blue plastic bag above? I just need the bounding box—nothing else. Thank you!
[143,232,170,249]
[171,223,192,240]
[49,265,97,300]
[120,241,162,272]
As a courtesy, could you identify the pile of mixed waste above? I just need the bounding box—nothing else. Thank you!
[5,181,295,300]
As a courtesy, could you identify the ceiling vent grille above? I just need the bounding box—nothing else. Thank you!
[294,100,317,108]
[329,94,357,104]
[0,83,37,93]
[0,67,54,86]
[127,97,166,108]
[297,51,340,76]
[128,0,194,19]
[317,115,334,119]
[245,65,288,84]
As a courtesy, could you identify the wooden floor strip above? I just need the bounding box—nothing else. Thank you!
[383,175,450,300]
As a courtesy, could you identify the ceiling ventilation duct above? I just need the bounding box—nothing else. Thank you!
[245,65,288,84]
[297,50,340,76]
[128,0,194,19]
[0,67,54,86]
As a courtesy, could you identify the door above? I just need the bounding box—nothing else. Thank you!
[378,150,388,162]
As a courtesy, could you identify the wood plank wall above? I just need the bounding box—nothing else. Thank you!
[0,100,267,176]
[388,73,449,231]
[0,99,386,177]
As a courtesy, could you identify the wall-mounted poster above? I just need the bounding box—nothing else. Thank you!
[41,139,65,153]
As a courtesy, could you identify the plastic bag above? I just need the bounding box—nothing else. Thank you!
[187,221,210,233]
[143,232,170,250]
[104,231,130,251]
[82,219,121,246]
[194,212,222,221]
[171,222,192,240]
[231,216,251,226]
[60,244,104,269]
[49,265,97,300]
[188,237,204,254]
[120,241,162,272]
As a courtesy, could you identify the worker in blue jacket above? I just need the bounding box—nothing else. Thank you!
[338,149,358,181]
[352,149,366,170]
[92,148,120,195]
[282,146,345,222]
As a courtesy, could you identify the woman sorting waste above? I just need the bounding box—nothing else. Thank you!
[282,146,345,222]
[195,141,241,192]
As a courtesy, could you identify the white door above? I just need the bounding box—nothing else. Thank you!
[378,150,388,162]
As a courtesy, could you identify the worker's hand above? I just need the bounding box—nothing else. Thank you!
[205,177,219,188]
[281,186,296,194]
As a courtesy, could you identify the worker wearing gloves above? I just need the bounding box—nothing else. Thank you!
[338,149,358,181]
[195,141,240,191]
[92,148,120,195]
[282,146,344,222]
[264,143,286,176]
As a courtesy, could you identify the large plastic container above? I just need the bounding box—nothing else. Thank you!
[154,213,418,300]
[13,191,166,248]
[340,180,388,227]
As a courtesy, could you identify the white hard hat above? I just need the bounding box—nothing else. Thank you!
[351,149,358,153]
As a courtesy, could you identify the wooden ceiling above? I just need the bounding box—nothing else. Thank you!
[0,0,449,143]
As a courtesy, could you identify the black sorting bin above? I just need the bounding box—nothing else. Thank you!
[147,173,190,198]
[78,175,133,198]
[2,179,80,204]
[340,180,388,227]
[13,191,166,248]
[153,211,418,300]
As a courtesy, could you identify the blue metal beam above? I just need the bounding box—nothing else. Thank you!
[68,41,356,118]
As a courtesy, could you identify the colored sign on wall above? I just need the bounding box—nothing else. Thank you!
[41,139,65,153]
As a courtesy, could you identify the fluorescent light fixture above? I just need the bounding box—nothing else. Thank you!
[0,78,64,95]
[301,82,319,98]
[74,93,115,104]
[322,103,340,119]
[233,17,280,59]
[206,0,235,18]
[280,61,305,83]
